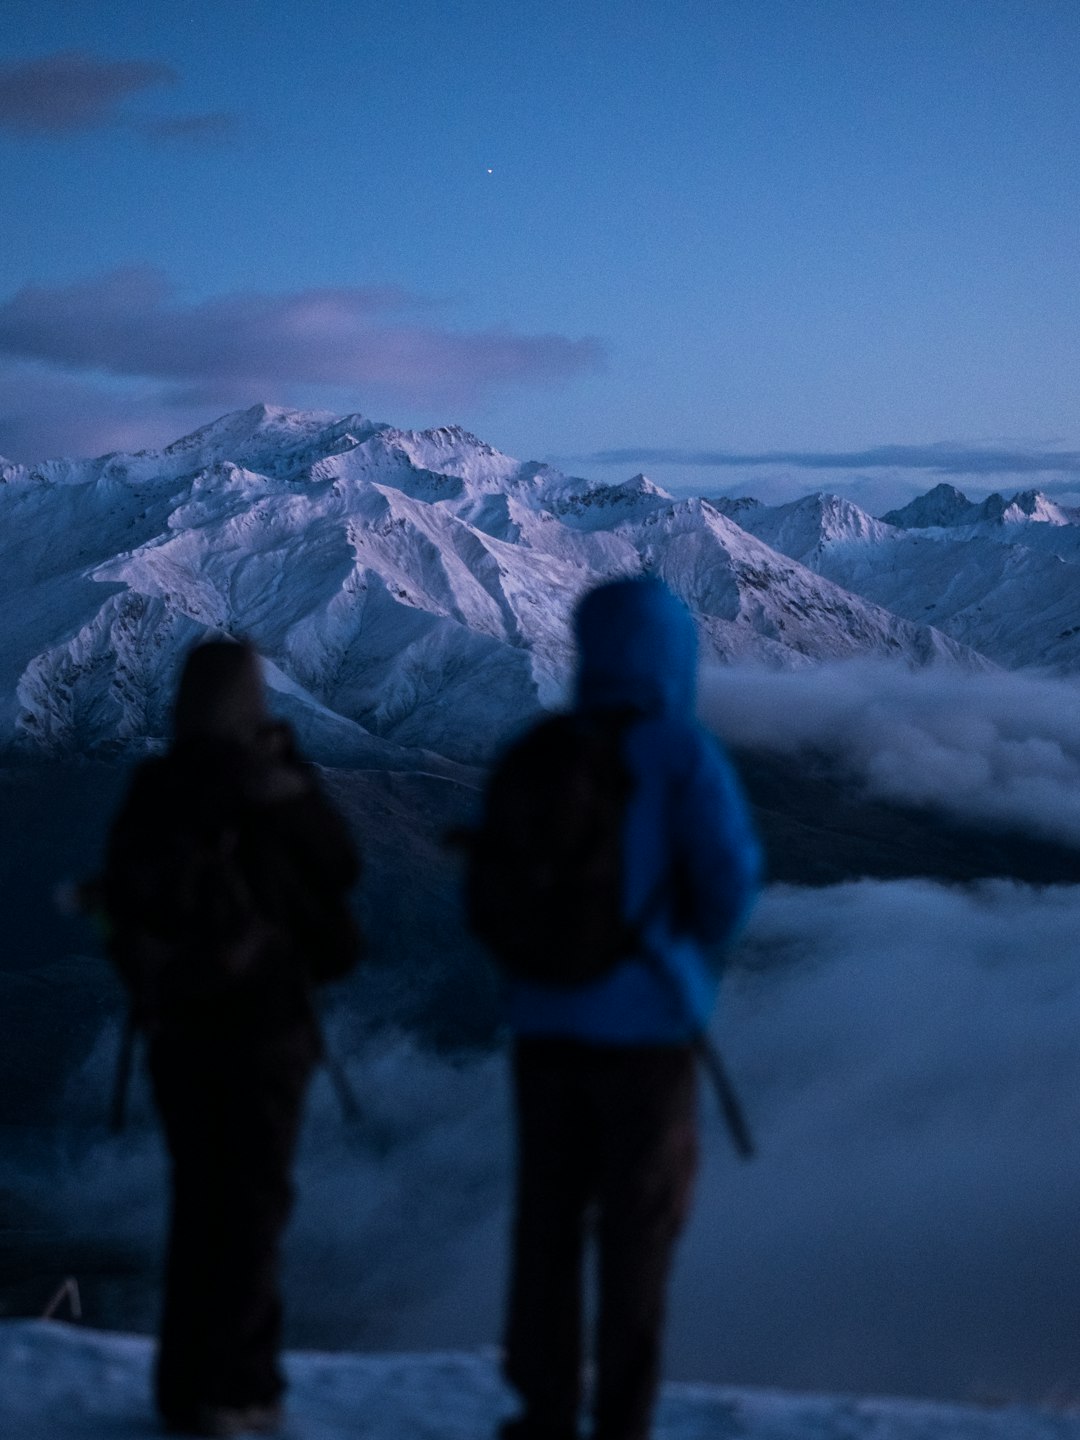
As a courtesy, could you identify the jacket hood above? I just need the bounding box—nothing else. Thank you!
[573,576,698,717]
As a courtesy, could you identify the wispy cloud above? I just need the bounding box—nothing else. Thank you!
[579,443,1080,477]
[0,50,235,142]
[0,269,603,459]
[0,50,174,133]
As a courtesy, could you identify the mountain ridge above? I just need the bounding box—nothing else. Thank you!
[728,481,1080,673]
[3,407,1056,764]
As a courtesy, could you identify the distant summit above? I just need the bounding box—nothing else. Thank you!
[882,482,1070,529]
[881,483,979,529]
[731,491,894,566]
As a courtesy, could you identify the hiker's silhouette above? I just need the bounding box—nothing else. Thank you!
[100,639,360,1437]
[466,577,762,1440]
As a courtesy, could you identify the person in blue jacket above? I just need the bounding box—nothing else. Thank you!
[499,575,762,1440]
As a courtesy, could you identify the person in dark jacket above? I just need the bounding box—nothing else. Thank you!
[499,577,762,1440]
[102,640,360,1438]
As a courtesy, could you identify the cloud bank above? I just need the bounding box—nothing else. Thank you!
[582,443,1080,478]
[0,269,603,460]
[674,877,1080,1400]
[701,660,1080,848]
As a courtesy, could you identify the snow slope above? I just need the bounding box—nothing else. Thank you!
[0,406,984,763]
[4,1322,1078,1440]
[725,488,1080,673]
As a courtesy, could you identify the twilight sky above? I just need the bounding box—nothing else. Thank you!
[1,0,1078,506]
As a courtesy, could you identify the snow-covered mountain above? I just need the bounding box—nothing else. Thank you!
[712,490,897,565]
[882,482,1074,530]
[727,486,1080,673]
[0,405,985,763]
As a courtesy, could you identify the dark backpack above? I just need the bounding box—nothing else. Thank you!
[464,709,644,984]
[104,749,360,1025]
[105,807,278,1022]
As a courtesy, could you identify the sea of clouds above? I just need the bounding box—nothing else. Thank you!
[701,660,1080,847]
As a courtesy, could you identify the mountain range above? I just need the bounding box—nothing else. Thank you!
[12,403,1078,765]
[718,484,1080,673]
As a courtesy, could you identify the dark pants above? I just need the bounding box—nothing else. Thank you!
[505,1038,699,1440]
[149,1023,316,1423]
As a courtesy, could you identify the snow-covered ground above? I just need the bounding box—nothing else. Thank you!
[4,1320,1080,1439]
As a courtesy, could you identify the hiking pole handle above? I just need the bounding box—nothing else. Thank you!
[692,1033,756,1161]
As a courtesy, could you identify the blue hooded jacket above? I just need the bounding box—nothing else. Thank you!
[505,576,762,1044]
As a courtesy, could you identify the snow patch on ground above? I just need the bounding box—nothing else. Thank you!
[4,1321,1079,1439]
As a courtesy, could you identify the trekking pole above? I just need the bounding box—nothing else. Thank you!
[110,1009,138,1135]
[691,1033,755,1161]
[321,1038,363,1127]
[643,946,756,1162]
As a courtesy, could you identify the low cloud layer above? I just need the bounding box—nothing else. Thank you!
[0,269,603,459]
[701,660,1080,848]
[16,878,1080,1402]
[675,878,1080,1399]
[582,442,1080,478]
[0,51,232,141]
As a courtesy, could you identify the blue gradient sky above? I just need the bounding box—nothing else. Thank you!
[1,0,1077,505]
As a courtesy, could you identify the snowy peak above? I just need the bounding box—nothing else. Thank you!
[546,471,672,529]
[163,402,340,453]
[881,483,979,529]
[726,490,894,564]
[882,483,1073,530]
[992,489,1072,526]
[157,403,388,481]
[373,423,518,486]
